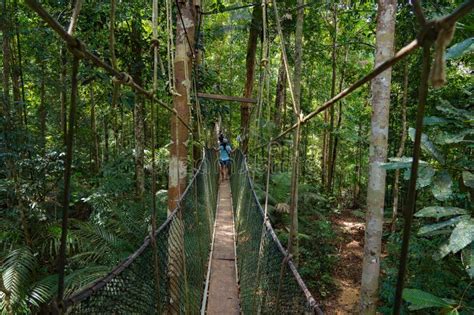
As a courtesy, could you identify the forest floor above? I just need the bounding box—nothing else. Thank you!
[323,209,365,314]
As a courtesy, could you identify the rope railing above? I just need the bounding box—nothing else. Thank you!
[231,151,323,314]
[61,149,218,313]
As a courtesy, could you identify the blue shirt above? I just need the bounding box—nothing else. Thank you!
[220,144,231,161]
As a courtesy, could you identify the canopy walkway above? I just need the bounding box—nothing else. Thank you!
[19,0,474,313]
[62,150,322,314]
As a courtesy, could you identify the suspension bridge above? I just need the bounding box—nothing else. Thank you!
[61,150,321,314]
[20,0,474,313]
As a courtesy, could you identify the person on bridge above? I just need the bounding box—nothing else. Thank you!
[216,136,233,181]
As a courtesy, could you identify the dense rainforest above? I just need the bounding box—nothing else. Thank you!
[1,0,473,314]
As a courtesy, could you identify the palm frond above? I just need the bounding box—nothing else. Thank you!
[1,247,37,303]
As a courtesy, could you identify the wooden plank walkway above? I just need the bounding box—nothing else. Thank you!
[205,180,240,314]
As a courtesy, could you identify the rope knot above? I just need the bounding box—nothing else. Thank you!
[67,38,86,59]
[112,72,134,86]
[417,19,456,89]
[430,21,456,88]
[150,38,160,50]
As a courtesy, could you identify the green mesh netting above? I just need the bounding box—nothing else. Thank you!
[231,151,323,315]
[63,149,321,314]
[63,149,218,314]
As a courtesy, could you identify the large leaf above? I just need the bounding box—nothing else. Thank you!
[461,243,474,279]
[463,171,474,188]
[448,219,474,254]
[446,37,474,60]
[402,288,455,310]
[436,129,473,144]
[436,101,474,121]
[2,247,38,300]
[402,164,436,189]
[417,165,435,188]
[423,116,448,126]
[431,170,452,201]
[381,157,429,171]
[415,206,467,219]
[409,128,445,164]
[418,215,469,236]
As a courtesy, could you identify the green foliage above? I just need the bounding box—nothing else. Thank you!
[402,289,456,311]
[446,37,474,60]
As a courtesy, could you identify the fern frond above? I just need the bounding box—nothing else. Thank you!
[1,247,37,304]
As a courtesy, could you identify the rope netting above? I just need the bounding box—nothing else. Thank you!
[231,151,323,315]
[62,149,218,313]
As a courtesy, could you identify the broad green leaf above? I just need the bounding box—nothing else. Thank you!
[402,288,454,310]
[448,219,474,254]
[431,171,452,201]
[415,206,467,219]
[403,164,435,189]
[446,309,460,315]
[436,101,474,121]
[418,215,469,236]
[423,116,448,126]
[381,157,427,170]
[417,165,435,188]
[436,129,473,144]
[463,171,474,188]
[461,243,474,278]
[438,242,451,260]
[446,37,474,60]
[409,128,445,164]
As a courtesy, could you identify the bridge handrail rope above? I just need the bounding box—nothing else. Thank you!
[62,149,218,312]
[254,0,474,150]
[232,150,323,314]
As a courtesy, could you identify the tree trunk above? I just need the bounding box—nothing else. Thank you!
[360,0,397,313]
[1,0,10,117]
[109,0,120,157]
[168,0,195,211]
[130,19,145,198]
[326,3,337,191]
[273,55,286,132]
[391,62,408,232]
[60,48,67,144]
[287,0,304,262]
[90,84,100,172]
[329,48,349,191]
[13,0,27,126]
[39,64,46,151]
[240,6,262,153]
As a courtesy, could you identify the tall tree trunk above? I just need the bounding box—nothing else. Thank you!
[391,62,408,232]
[326,3,337,190]
[13,0,27,126]
[39,64,46,151]
[360,0,397,313]
[60,48,67,144]
[287,0,304,262]
[273,55,286,132]
[104,117,109,163]
[130,19,145,198]
[240,6,262,153]
[168,0,196,211]
[1,0,10,116]
[353,118,363,207]
[329,48,349,191]
[90,84,100,172]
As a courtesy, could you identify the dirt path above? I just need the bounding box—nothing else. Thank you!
[205,180,240,314]
[323,210,365,314]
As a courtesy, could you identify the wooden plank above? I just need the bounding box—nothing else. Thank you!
[197,93,257,103]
